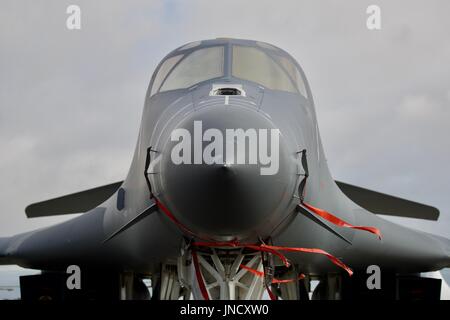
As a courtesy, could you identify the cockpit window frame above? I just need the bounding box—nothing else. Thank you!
[270,53,309,98]
[150,45,226,96]
[149,41,311,101]
[230,45,308,97]
[149,53,184,97]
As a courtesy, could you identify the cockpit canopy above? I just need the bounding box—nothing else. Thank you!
[149,39,309,98]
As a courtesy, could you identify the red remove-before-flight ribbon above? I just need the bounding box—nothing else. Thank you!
[192,241,291,268]
[239,264,305,284]
[191,242,353,276]
[154,197,354,282]
[302,202,382,240]
[263,244,353,276]
[191,248,210,300]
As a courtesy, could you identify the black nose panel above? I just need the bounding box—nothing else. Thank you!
[159,105,295,238]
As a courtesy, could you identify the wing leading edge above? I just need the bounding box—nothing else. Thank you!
[25,181,124,218]
[336,180,439,221]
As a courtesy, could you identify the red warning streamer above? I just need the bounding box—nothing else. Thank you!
[154,197,354,279]
[192,241,353,276]
[302,202,382,240]
[239,264,305,284]
[191,248,210,300]
[155,198,218,241]
[264,244,353,276]
[266,286,277,300]
[192,241,291,268]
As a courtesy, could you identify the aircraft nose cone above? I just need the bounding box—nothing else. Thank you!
[159,106,295,239]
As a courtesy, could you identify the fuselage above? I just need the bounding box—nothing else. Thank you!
[101,38,449,274]
[123,39,318,239]
[2,39,449,278]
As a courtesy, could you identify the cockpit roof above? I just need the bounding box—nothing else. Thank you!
[173,38,283,53]
[149,38,309,98]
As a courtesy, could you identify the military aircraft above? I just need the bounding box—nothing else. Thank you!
[0,38,449,300]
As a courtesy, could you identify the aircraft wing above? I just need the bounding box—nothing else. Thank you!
[25,181,123,218]
[336,180,440,221]
[23,179,440,220]
[0,237,11,265]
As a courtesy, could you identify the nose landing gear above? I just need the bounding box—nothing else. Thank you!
[180,246,267,300]
[155,240,311,300]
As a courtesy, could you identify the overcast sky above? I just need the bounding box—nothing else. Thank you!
[0,0,449,243]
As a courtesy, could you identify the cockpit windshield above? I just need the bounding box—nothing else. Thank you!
[232,46,297,93]
[150,41,308,98]
[270,53,308,97]
[150,54,183,96]
[156,46,224,94]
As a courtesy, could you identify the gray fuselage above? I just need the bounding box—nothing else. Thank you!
[1,39,449,277]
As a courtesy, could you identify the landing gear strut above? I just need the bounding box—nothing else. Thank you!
[156,243,309,300]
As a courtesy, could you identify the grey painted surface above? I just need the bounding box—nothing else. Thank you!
[0,39,449,277]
